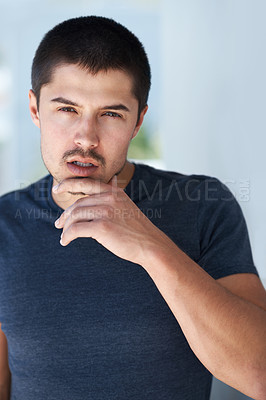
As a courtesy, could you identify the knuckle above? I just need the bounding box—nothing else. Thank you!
[81,179,89,192]
[111,188,120,200]
[68,223,79,236]
[99,219,111,232]
[72,207,82,219]
[65,204,75,217]
[103,205,114,218]
[104,193,113,202]
[75,197,87,206]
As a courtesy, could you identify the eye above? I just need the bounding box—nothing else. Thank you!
[58,107,77,113]
[103,111,121,118]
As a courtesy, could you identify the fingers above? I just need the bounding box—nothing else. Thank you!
[54,175,122,246]
[60,221,97,246]
[59,204,112,232]
[53,177,115,196]
[55,193,114,228]
[55,203,113,246]
[59,208,113,246]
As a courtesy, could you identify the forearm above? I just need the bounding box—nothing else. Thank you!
[143,241,266,399]
[0,381,11,400]
[0,325,11,400]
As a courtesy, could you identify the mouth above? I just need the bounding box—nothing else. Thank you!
[66,159,99,177]
[71,161,95,167]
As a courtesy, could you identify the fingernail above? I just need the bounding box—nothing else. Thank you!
[54,218,60,227]
[53,184,59,192]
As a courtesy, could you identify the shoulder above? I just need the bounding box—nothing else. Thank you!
[0,175,52,218]
[134,163,229,202]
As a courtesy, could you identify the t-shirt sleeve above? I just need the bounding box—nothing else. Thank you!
[196,177,258,280]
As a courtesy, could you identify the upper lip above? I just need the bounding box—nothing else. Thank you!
[67,157,99,166]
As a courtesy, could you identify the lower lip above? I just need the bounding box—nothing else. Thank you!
[67,162,99,177]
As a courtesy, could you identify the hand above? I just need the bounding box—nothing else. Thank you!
[53,176,171,266]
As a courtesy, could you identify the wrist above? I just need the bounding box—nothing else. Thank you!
[141,234,182,276]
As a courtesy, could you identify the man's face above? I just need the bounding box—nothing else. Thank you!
[29,64,146,186]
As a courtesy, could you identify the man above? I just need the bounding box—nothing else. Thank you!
[0,16,265,400]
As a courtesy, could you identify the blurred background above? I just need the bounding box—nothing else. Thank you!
[0,0,265,398]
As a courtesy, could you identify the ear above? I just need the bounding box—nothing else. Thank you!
[132,105,148,139]
[29,89,40,128]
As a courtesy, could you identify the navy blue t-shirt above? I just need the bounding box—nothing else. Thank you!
[0,163,257,400]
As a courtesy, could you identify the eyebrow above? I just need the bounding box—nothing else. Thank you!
[51,97,80,107]
[51,97,130,112]
[102,104,130,112]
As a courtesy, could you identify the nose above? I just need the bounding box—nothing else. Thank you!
[73,118,99,149]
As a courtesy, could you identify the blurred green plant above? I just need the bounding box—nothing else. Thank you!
[128,124,160,159]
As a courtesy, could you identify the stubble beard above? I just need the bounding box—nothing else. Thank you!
[41,147,128,191]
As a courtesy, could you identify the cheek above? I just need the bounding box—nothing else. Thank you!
[104,124,135,148]
[40,125,68,163]
[104,135,131,159]
[40,118,71,146]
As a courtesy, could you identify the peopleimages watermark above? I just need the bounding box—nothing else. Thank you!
[13,177,250,204]
[14,207,162,220]
[14,208,61,220]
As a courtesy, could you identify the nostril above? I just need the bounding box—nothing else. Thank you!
[74,139,98,148]
[74,130,99,148]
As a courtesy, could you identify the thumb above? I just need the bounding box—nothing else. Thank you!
[110,174,118,187]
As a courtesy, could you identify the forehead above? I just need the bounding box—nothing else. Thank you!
[41,64,136,103]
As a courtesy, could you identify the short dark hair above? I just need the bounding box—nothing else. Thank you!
[31,16,151,117]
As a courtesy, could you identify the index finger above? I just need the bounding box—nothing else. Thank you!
[52,178,113,196]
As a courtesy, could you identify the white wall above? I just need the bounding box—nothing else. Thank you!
[161,0,266,287]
